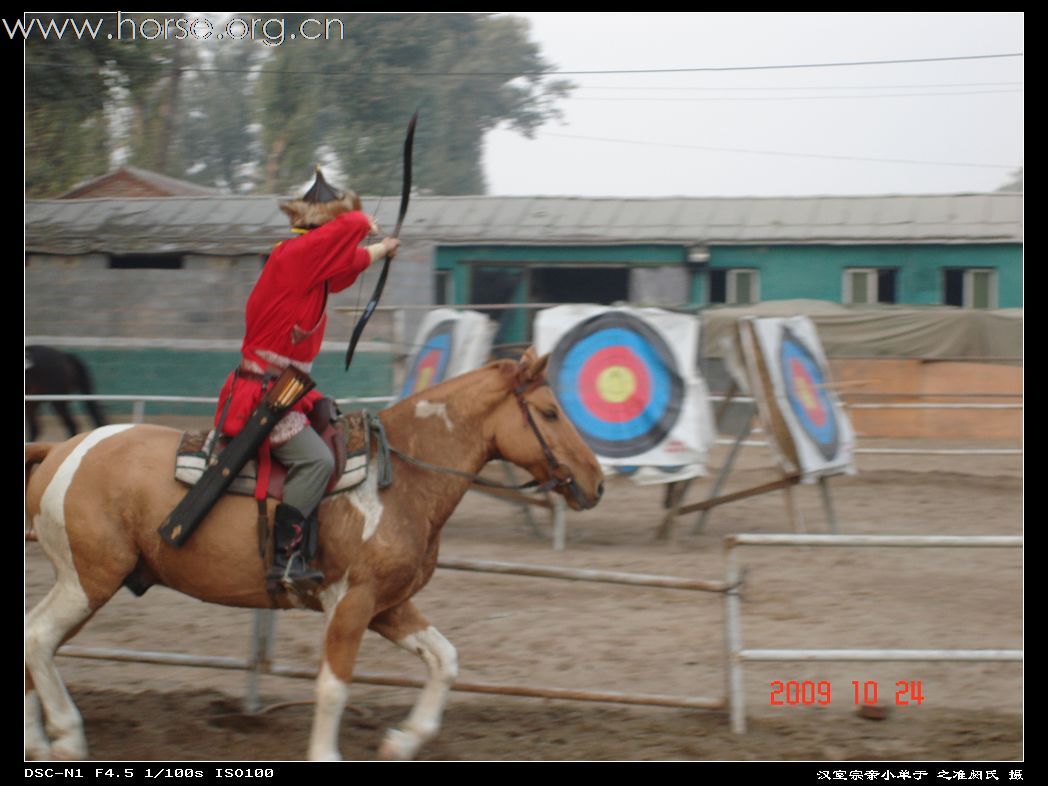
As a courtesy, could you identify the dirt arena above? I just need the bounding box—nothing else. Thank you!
[25,416,1022,762]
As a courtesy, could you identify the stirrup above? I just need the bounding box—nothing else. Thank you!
[266,552,324,594]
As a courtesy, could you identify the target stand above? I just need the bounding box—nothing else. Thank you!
[468,470,569,549]
[656,317,851,541]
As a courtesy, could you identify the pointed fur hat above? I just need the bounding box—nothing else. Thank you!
[279,167,362,230]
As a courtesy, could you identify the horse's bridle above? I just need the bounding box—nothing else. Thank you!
[512,381,579,497]
[384,382,586,506]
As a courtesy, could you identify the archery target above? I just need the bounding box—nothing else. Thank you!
[547,311,684,459]
[740,316,855,480]
[397,310,496,400]
[779,325,839,460]
[400,319,455,398]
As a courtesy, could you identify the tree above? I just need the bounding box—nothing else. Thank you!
[176,42,265,192]
[996,166,1023,193]
[24,13,572,197]
[253,13,572,195]
[24,13,188,196]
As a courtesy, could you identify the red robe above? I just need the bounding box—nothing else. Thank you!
[215,210,374,440]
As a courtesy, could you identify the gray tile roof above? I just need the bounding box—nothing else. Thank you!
[58,165,223,198]
[25,193,1022,256]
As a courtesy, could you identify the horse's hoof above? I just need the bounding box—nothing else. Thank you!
[307,750,342,762]
[378,728,420,761]
[50,739,88,761]
[24,743,52,761]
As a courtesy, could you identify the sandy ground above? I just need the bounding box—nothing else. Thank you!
[25,415,1023,761]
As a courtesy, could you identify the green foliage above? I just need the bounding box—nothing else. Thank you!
[25,12,571,197]
[259,13,572,195]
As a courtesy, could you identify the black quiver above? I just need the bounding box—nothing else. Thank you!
[157,366,316,547]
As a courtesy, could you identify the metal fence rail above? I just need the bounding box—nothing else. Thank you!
[41,535,1022,734]
[56,556,732,715]
[27,394,1022,456]
[722,533,1023,733]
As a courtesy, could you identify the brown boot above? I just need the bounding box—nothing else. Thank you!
[265,503,324,594]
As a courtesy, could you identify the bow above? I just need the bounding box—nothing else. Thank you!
[344,111,418,371]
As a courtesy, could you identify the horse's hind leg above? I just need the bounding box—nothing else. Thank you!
[26,426,137,760]
[52,402,80,438]
[27,401,41,441]
[85,400,108,430]
[369,600,458,761]
[24,670,49,759]
[24,576,100,759]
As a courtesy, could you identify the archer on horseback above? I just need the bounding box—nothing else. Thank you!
[181,168,400,594]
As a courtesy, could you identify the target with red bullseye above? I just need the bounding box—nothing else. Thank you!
[548,312,683,459]
[778,325,839,461]
[400,320,455,399]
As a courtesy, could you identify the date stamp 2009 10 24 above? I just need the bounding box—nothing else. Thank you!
[769,679,925,706]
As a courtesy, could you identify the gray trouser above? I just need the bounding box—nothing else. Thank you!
[271,426,335,516]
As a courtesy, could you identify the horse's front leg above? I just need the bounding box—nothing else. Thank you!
[308,586,375,761]
[369,600,459,761]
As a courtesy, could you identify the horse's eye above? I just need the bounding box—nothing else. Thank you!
[541,408,559,422]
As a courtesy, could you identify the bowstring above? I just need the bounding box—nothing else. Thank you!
[350,166,397,355]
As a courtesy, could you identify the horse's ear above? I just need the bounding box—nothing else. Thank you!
[515,347,550,387]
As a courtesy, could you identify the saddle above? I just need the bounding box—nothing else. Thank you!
[174,401,371,501]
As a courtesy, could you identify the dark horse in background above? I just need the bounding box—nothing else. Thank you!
[25,346,108,441]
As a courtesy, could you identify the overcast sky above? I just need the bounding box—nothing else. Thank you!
[483,12,1023,198]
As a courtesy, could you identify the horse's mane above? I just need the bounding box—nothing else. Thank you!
[387,358,516,413]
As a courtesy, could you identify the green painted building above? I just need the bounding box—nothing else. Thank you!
[26,192,1022,408]
[424,194,1021,342]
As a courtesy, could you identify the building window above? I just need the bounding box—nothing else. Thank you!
[529,266,629,305]
[943,268,997,309]
[709,269,759,305]
[434,270,450,305]
[108,254,184,270]
[843,268,897,304]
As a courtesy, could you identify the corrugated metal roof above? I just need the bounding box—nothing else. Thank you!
[25,193,1022,256]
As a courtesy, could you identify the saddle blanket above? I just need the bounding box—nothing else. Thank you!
[174,425,369,499]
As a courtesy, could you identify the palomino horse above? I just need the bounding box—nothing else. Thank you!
[25,349,604,761]
[25,345,108,441]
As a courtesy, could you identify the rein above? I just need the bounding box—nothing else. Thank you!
[370,384,575,496]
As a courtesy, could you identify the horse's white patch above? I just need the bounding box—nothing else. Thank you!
[37,425,135,546]
[349,465,384,542]
[398,626,459,687]
[24,690,50,759]
[415,400,454,432]
[308,660,351,761]
[318,572,350,626]
[35,425,136,590]
[381,625,458,759]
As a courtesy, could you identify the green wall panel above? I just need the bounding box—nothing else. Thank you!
[709,244,1021,307]
[437,243,1021,308]
[55,348,394,416]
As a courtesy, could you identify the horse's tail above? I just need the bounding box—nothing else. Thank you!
[69,355,108,429]
[25,443,56,540]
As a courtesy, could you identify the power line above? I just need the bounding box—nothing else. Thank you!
[566,88,1022,103]
[25,51,1023,78]
[574,80,1023,92]
[539,132,1016,170]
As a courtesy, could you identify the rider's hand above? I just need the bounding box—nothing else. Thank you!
[382,237,401,259]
